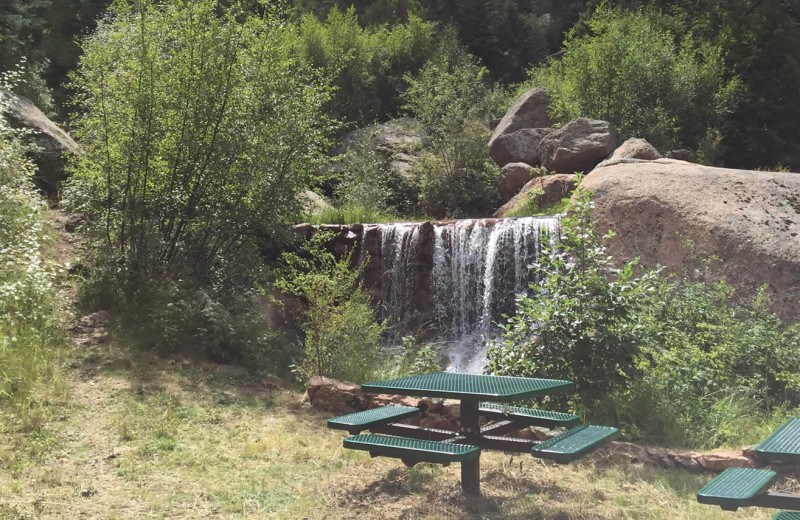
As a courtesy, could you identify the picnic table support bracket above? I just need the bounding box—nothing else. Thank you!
[371,423,457,441]
[480,420,519,437]
[461,398,481,495]
[753,492,800,511]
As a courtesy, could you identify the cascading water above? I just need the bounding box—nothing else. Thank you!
[374,216,560,373]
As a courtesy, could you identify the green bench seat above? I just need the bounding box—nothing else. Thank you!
[756,418,800,464]
[343,433,480,466]
[696,468,778,511]
[773,512,800,520]
[479,402,581,428]
[327,405,420,435]
[530,425,619,463]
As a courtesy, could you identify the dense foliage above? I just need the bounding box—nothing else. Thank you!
[277,232,384,383]
[66,0,333,285]
[0,69,65,423]
[488,189,800,447]
[404,29,504,218]
[532,6,744,158]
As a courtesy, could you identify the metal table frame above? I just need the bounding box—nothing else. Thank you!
[361,372,575,494]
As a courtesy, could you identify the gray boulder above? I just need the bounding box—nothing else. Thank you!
[2,91,80,196]
[538,118,616,174]
[488,88,553,150]
[489,128,553,168]
[609,137,661,161]
[334,117,428,157]
[498,162,536,204]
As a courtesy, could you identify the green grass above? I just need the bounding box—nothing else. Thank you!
[304,203,431,225]
[0,335,786,519]
[505,196,572,218]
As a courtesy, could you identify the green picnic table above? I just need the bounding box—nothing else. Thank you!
[327,371,619,495]
[697,418,800,518]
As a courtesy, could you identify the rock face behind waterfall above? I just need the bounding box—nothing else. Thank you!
[582,159,800,322]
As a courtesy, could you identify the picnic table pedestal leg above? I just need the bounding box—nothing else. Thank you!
[461,399,481,495]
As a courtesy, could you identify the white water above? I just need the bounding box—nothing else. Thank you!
[378,216,560,373]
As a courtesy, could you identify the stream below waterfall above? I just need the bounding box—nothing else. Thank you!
[362,215,561,373]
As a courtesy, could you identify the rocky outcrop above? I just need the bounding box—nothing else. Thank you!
[334,117,428,157]
[298,190,331,216]
[489,128,553,168]
[498,162,536,203]
[2,91,80,196]
[489,88,553,151]
[582,159,800,322]
[608,137,661,161]
[538,118,616,174]
[493,174,577,218]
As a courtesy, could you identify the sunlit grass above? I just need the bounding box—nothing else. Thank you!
[0,337,784,519]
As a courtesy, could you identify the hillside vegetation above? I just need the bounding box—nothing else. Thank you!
[2,2,800,517]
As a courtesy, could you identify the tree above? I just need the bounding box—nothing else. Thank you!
[532,5,744,158]
[65,0,334,286]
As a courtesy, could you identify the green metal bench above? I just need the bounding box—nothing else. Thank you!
[696,468,778,511]
[327,405,420,435]
[343,433,480,467]
[530,425,619,463]
[773,512,800,520]
[756,418,800,464]
[479,402,581,428]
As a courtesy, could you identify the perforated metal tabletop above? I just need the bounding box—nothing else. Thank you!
[756,417,800,464]
[361,372,574,401]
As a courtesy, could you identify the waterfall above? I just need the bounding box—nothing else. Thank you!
[376,216,560,373]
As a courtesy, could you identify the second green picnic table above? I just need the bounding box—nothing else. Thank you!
[328,371,619,494]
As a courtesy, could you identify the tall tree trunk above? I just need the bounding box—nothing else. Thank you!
[398,0,409,24]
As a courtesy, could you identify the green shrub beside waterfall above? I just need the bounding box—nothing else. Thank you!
[487,189,800,448]
[277,232,385,383]
[64,0,333,362]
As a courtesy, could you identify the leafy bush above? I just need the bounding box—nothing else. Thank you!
[487,188,657,403]
[0,70,65,419]
[277,232,384,383]
[531,5,744,156]
[487,187,800,448]
[66,0,333,287]
[296,8,435,128]
[404,28,504,218]
[396,336,442,377]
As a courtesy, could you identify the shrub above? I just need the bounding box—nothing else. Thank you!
[404,28,504,218]
[487,186,800,448]
[65,0,333,287]
[531,5,744,156]
[296,8,435,128]
[276,232,384,383]
[0,69,65,419]
[486,187,657,403]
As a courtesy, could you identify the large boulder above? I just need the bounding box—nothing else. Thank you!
[497,162,536,203]
[2,91,80,196]
[538,118,616,174]
[489,128,553,168]
[493,174,577,218]
[334,117,428,157]
[582,159,800,322]
[488,88,553,150]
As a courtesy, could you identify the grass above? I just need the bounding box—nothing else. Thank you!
[304,204,432,225]
[0,333,788,519]
[505,196,571,218]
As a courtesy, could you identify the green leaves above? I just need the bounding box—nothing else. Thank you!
[66,0,334,285]
[533,5,742,157]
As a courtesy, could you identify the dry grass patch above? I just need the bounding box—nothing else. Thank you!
[0,340,789,519]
